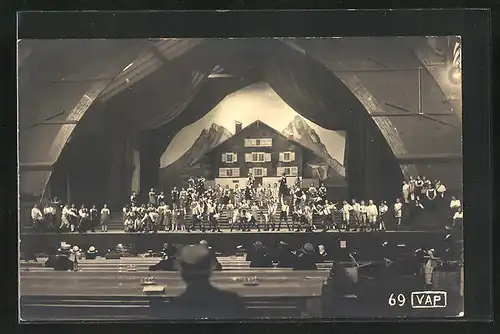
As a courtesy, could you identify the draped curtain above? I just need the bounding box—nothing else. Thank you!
[262,48,403,201]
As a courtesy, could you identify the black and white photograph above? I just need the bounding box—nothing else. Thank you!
[18,36,464,320]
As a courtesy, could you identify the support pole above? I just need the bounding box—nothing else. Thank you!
[418,66,423,113]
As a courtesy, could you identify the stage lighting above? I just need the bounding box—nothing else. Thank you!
[448,66,461,85]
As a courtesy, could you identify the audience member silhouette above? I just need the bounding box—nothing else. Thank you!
[293,243,318,270]
[274,241,296,268]
[45,244,74,271]
[248,241,273,268]
[164,244,246,319]
[149,244,179,271]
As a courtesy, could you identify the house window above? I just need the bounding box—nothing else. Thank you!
[277,166,298,177]
[219,168,240,178]
[250,152,265,162]
[244,138,273,147]
[222,153,237,163]
[279,151,295,162]
[252,167,267,177]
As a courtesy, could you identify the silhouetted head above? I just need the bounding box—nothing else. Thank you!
[177,245,215,284]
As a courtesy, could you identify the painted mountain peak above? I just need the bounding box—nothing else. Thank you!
[282,115,346,183]
[159,123,231,186]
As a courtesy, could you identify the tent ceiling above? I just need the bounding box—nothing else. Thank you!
[18,38,462,196]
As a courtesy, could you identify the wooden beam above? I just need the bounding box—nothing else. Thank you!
[396,153,462,164]
[19,162,53,171]
[32,120,78,126]
[372,112,455,117]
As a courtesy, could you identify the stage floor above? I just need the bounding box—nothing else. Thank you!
[21,228,438,236]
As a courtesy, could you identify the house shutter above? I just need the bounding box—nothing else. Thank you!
[219,168,226,177]
[262,168,268,177]
[265,153,271,162]
[233,168,240,177]
[290,152,296,162]
[262,138,272,147]
[291,167,298,176]
[233,153,237,163]
[221,154,226,163]
[245,153,252,162]
[279,152,284,162]
[244,139,251,147]
[277,167,283,176]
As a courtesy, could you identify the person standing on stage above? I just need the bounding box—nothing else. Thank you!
[69,204,79,232]
[279,172,288,197]
[148,188,157,206]
[359,200,368,231]
[226,200,234,226]
[89,205,98,232]
[351,199,361,228]
[341,200,353,230]
[170,208,180,231]
[250,201,260,226]
[60,205,71,231]
[304,205,314,231]
[394,198,403,228]
[449,196,461,212]
[230,205,240,232]
[267,199,278,231]
[278,198,291,231]
[42,204,54,231]
[435,180,447,199]
[100,204,110,232]
[408,176,416,201]
[414,176,423,201]
[31,204,43,233]
[244,209,259,232]
[318,183,327,202]
[366,200,378,231]
[271,183,279,201]
[206,200,217,232]
[378,201,388,231]
[402,181,410,204]
[321,200,333,232]
[78,205,89,233]
[171,187,179,209]
[130,191,138,206]
[157,191,166,206]
[211,211,222,233]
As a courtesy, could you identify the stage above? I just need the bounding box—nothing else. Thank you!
[21,229,447,261]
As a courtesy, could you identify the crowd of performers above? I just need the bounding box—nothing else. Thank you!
[29,172,462,234]
[30,199,111,233]
[117,172,462,233]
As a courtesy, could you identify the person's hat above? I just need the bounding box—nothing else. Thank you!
[199,240,208,246]
[71,246,80,253]
[58,244,71,252]
[303,243,314,254]
[88,246,96,252]
[177,244,215,274]
[253,240,263,248]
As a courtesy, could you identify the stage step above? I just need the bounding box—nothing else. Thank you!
[20,257,334,272]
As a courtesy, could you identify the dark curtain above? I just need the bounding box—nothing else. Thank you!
[346,108,403,202]
[261,43,403,201]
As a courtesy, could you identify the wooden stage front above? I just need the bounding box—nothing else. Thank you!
[21,230,448,261]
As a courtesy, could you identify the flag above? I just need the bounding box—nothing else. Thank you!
[453,41,461,70]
